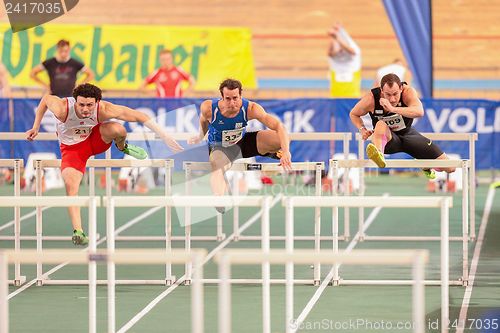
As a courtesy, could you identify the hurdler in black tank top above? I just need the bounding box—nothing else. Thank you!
[369,83,413,133]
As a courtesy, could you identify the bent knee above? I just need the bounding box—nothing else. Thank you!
[101,122,127,137]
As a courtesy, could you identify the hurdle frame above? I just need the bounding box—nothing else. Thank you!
[103,195,273,285]
[330,158,470,286]
[215,249,430,333]
[0,248,206,333]
[0,159,24,286]
[183,161,325,243]
[356,132,478,240]
[0,196,100,286]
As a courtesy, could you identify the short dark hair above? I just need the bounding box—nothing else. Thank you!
[72,83,102,101]
[219,78,242,96]
[380,73,402,89]
[57,39,70,48]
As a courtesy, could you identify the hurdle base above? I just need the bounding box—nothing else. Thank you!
[165,276,176,286]
[14,276,26,286]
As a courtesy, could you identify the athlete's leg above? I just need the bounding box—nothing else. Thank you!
[61,167,84,231]
[435,153,456,173]
[209,149,232,196]
[99,122,147,159]
[255,130,282,155]
[99,122,127,149]
[372,121,392,152]
[366,122,392,168]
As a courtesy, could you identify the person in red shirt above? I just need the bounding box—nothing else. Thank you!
[140,49,195,97]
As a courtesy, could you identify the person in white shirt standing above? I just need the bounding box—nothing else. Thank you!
[374,58,411,87]
[25,83,183,245]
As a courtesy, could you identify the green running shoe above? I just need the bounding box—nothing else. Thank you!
[366,143,386,168]
[72,230,89,246]
[122,143,148,160]
[423,168,436,180]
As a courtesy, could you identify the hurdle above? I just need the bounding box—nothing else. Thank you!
[0,159,23,285]
[0,248,206,333]
[356,132,478,240]
[215,249,429,333]
[330,158,470,286]
[0,196,99,286]
[184,161,325,242]
[103,195,273,285]
[27,158,174,238]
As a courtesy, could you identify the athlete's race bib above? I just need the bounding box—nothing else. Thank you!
[222,128,244,147]
[72,127,92,139]
[379,114,406,131]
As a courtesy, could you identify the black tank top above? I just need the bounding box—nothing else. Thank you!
[369,83,412,132]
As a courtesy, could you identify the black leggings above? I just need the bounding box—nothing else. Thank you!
[384,127,444,159]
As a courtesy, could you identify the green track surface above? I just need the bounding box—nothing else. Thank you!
[1,172,499,332]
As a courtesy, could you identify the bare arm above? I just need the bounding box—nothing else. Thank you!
[380,87,424,118]
[248,102,290,153]
[188,100,211,144]
[30,64,50,91]
[26,95,66,140]
[79,66,94,84]
[349,93,374,140]
[336,35,357,55]
[100,101,183,152]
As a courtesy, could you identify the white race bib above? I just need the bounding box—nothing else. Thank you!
[72,127,92,139]
[222,128,244,147]
[380,114,406,131]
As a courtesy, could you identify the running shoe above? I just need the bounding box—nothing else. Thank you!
[122,143,148,160]
[72,229,89,246]
[423,169,436,180]
[366,143,386,168]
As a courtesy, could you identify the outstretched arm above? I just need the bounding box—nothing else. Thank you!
[26,95,66,140]
[248,102,291,170]
[100,101,183,152]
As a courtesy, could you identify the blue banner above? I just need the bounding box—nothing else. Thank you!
[0,99,9,159]
[1,98,499,169]
[383,0,433,97]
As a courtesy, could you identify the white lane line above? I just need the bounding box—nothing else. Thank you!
[292,193,390,332]
[456,185,497,333]
[0,208,50,232]
[117,194,283,333]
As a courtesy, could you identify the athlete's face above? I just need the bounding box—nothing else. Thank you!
[381,83,403,106]
[221,88,242,112]
[160,53,174,68]
[75,96,97,118]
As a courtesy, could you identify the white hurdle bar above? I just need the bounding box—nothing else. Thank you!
[0,159,24,285]
[0,196,100,286]
[356,132,478,240]
[283,195,452,332]
[31,158,174,236]
[330,158,470,286]
[183,161,325,243]
[103,195,273,285]
[0,248,206,333]
[215,249,429,333]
